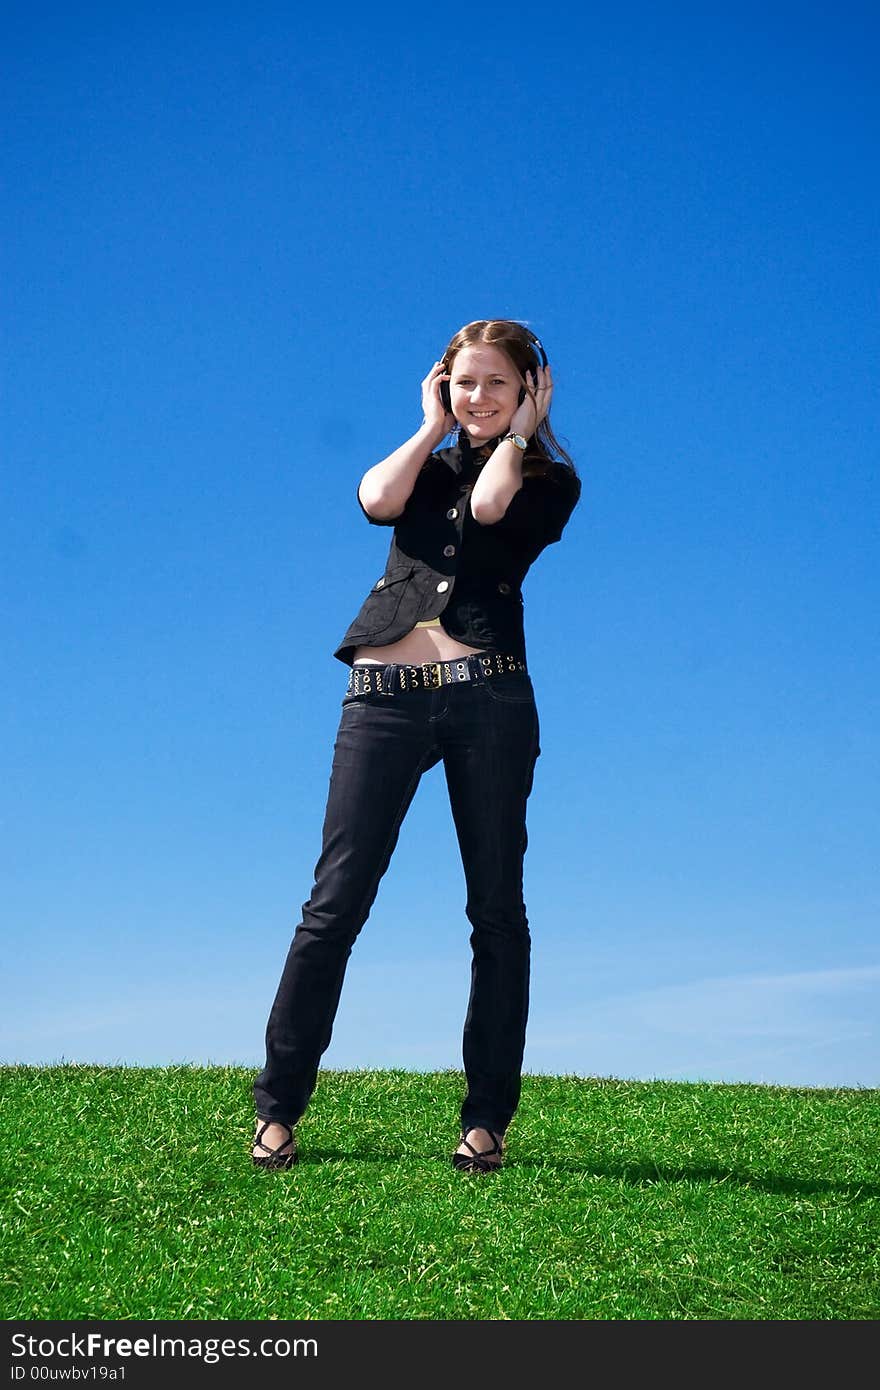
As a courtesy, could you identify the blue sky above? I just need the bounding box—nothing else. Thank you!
[3,3,878,1089]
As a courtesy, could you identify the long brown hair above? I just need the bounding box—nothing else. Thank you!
[441,319,577,480]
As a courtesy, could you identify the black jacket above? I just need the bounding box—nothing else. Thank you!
[333,437,581,666]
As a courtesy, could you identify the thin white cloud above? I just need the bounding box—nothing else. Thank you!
[524,964,880,1085]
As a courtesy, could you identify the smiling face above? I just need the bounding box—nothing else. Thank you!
[448,344,522,445]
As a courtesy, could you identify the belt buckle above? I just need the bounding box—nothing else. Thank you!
[425,661,442,688]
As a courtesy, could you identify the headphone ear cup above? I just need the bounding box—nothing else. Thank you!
[439,357,452,414]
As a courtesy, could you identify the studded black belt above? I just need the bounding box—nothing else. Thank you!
[346,651,527,696]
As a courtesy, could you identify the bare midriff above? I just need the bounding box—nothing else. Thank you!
[352,617,486,666]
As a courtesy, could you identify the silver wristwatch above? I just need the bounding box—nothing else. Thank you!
[502,433,528,452]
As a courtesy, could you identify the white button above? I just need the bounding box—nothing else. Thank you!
[447,507,458,520]
[436,580,449,593]
[376,578,385,588]
[443,544,456,557]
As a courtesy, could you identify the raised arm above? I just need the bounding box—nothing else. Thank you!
[470,364,554,524]
[357,361,454,521]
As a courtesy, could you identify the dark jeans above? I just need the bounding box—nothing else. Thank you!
[252,660,541,1136]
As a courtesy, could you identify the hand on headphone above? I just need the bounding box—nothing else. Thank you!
[509,363,553,439]
[421,361,454,436]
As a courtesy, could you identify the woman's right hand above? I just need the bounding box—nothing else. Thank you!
[421,361,455,436]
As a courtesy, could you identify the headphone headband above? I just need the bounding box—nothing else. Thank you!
[521,327,549,369]
[441,323,549,369]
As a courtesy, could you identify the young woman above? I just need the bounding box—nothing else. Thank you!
[252,319,581,1173]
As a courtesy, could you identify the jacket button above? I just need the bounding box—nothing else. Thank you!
[443,544,456,557]
[446,507,458,520]
[375,577,385,588]
[436,580,449,593]
[497,582,511,594]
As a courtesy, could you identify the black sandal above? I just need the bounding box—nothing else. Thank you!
[252,1119,297,1169]
[452,1127,505,1174]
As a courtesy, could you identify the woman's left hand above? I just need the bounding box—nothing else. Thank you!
[509,364,553,439]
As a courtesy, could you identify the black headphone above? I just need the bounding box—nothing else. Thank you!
[439,326,549,414]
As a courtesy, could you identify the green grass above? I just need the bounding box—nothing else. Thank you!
[1,1065,878,1320]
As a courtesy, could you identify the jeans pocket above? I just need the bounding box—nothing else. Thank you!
[482,672,535,705]
[342,692,381,708]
